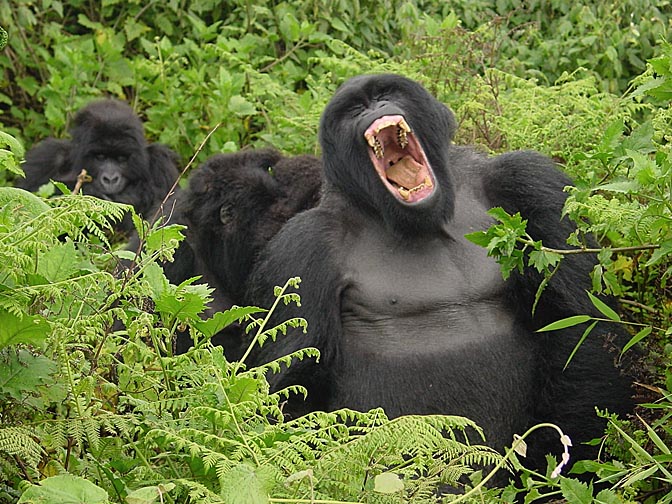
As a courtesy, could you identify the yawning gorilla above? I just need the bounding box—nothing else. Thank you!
[246,74,633,469]
[170,148,322,355]
[18,99,181,236]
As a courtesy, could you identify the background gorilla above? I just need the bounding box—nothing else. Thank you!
[18,99,181,237]
[170,147,322,355]
[246,74,634,470]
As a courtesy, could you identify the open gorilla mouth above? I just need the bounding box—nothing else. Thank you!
[364,115,435,204]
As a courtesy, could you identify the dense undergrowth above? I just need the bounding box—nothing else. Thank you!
[1,1,672,502]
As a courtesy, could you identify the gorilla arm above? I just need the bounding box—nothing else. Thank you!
[18,138,73,191]
[483,150,634,454]
[245,207,345,415]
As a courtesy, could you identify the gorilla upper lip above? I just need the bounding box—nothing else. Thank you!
[364,115,435,204]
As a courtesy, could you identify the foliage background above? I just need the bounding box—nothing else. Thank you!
[1,0,672,503]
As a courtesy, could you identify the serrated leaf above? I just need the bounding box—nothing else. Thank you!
[586,291,620,321]
[220,463,273,504]
[464,230,491,248]
[594,488,622,504]
[0,350,58,400]
[37,240,79,282]
[0,309,51,349]
[537,315,591,332]
[145,223,185,254]
[143,262,170,299]
[374,472,404,494]
[529,249,562,272]
[559,477,593,504]
[155,288,208,322]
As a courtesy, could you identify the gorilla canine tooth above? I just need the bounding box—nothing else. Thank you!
[398,187,410,200]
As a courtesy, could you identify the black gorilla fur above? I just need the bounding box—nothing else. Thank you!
[246,74,634,469]
[18,99,181,236]
[171,147,322,355]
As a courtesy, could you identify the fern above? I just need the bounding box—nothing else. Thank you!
[0,427,43,468]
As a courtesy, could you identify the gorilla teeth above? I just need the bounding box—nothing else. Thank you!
[371,136,384,159]
[397,126,408,149]
[396,176,433,201]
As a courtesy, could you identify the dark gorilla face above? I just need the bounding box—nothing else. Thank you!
[70,100,152,213]
[183,148,322,302]
[20,99,181,237]
[184,149,285,301]
[319,74,458,234]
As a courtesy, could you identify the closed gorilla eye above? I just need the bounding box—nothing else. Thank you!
[94,153,107,161]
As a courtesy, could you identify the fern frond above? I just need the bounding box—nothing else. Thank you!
[0,426,43,468]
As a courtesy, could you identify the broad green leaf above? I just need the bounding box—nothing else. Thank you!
[125,483,175,504]
[529,249,562,272]
[464,230,491,248]
[155,288,208,322]
[17,474,109,503]
[37,240,79,283]
[0,187,49,219]
[0,350,58,400]
[559,477,592,504]
[537,315,591,332]
[0,309,50,349]
[586,291,620,322]
[374,472,404,494]
[645,239,672,267]
[145,223,186,255]
[143,262,169,299]
[279,12,300,41]
[220,463,273,504]
[595,180,640,193]
[594,488,623,504]
[228,95,256,117]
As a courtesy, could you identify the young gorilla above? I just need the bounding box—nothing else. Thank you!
[245,74,634,470]
[171,148,322,355]
[18,99,181,237]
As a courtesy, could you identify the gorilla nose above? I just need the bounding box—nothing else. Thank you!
[99,167,125,193]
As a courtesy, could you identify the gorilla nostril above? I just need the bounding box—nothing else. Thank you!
[102,173,120,185]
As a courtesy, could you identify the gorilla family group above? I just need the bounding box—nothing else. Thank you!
[18,74,635,472]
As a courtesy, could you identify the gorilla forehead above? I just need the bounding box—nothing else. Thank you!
[320,74,456,142]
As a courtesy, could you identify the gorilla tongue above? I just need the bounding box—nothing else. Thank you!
[386,155,425,189]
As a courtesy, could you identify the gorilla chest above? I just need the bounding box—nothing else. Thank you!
[340,227,512,351]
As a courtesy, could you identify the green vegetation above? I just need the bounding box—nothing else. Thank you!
[1,1,671,502]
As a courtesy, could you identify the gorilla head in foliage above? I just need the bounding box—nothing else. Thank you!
[178,147,322,306]
[19,99,181,236]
